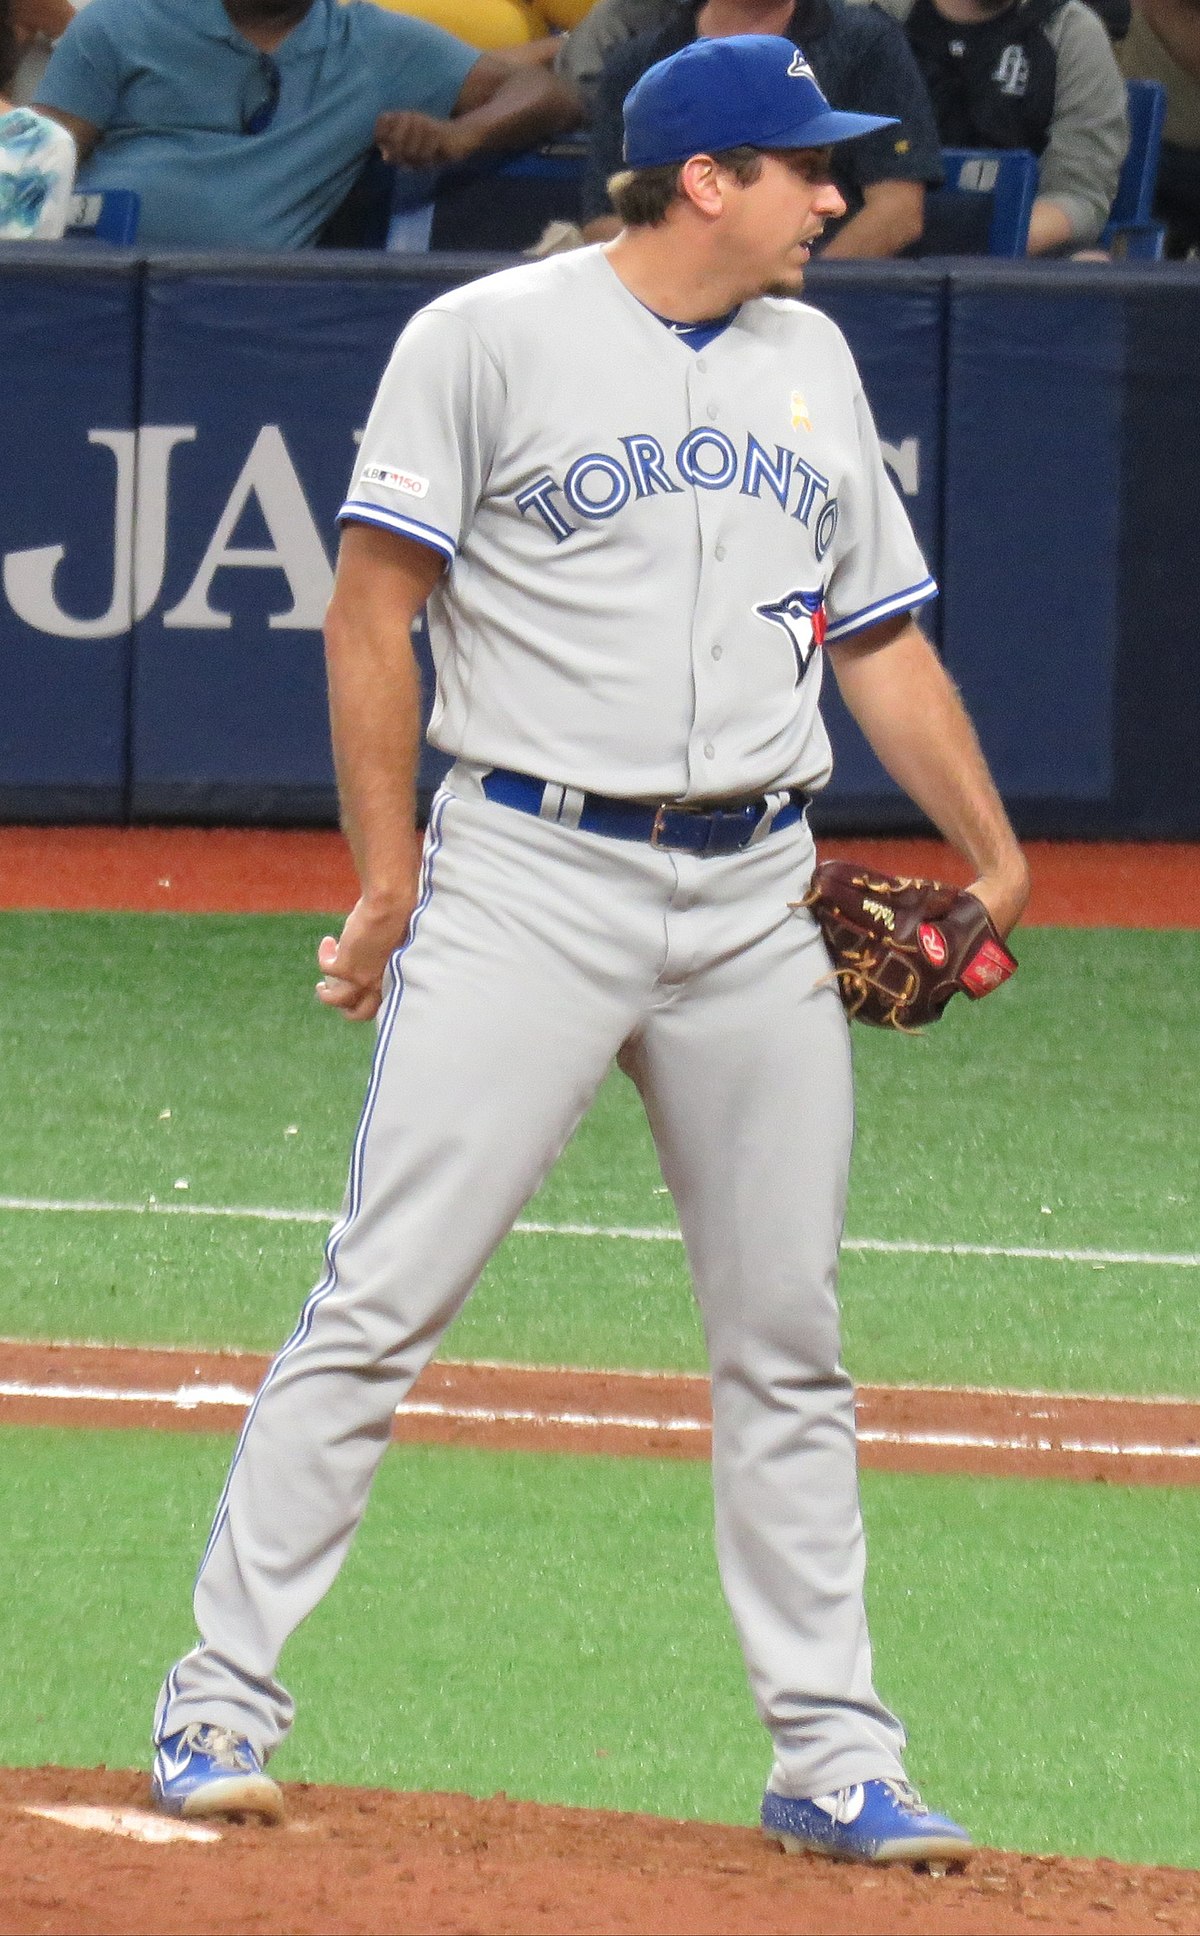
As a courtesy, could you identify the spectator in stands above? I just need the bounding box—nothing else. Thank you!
[1120,0,1200,251]
[8,0,81,106]
[34,0,580,250]
[876,0,1129,251]
[0,0,75,237]
[557,0,680,108]
[579,0,945,254]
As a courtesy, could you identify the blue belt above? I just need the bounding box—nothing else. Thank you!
[480,767,809,858]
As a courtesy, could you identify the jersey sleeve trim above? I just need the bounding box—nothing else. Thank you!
[824,576,938,643]
[337,501,457,563]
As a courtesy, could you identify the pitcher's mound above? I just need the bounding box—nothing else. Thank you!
[2,1765,1197,1935]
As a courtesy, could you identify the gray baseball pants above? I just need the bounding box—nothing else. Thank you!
[155,770,907,1800]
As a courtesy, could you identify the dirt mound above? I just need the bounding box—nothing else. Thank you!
[2,1766,1197,1935]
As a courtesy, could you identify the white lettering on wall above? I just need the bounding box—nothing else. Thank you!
[3,427,196,639]
[162,426,333,631]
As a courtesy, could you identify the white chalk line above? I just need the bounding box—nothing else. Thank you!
[856,1430,1200,1461]
[0,1194,1195,1270]
[3,1379,1198,1462]
[0,1379,707,1436]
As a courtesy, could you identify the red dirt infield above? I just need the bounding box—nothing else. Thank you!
[1,824,1199,923]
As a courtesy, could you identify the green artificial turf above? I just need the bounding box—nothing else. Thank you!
[2,1423,1197,1870]
[6,1208,1197,1399]
[0,914,1197,1393]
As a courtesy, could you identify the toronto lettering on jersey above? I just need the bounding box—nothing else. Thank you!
[0,425,921,639]
[515,431,840,553]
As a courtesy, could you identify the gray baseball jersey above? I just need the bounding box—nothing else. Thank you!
[342,246,935,803]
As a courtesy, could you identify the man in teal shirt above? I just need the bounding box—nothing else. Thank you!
[37,0,578,247]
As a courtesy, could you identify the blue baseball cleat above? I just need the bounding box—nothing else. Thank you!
[762,1777,972,1865]
[151,1723,284,1824]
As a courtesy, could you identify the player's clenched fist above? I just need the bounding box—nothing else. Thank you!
[316,894,417,1022]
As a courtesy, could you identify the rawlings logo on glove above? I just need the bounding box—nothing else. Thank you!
[797,860,1018,1030]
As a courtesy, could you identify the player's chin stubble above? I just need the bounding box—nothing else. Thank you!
[762,247,813,300]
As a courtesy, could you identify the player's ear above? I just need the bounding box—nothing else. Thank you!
[678,153,727,219]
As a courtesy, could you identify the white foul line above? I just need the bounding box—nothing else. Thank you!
[0,1379,708,1436]
[4,1380,1200,1462]
[855,1428,1200,1461]
[0,1194,1196,1270]
[0,1194,331,1226]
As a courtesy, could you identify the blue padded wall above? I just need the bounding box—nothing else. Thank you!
[0,249,140,819]
[131,255,484,822]
[3,251,1199,833]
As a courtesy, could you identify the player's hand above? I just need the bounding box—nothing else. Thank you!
[375,111,474,169]
[316,892,418,1024]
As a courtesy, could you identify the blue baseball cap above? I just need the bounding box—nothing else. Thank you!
[622,34,898,168]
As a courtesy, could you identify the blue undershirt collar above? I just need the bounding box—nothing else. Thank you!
[643,302,742,352]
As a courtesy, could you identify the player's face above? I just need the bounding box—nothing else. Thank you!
[720,149,847,298]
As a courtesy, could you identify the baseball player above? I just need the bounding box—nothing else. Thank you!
[150,35,1029,1864]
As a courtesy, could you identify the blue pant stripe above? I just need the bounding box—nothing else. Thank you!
[190,790,451,1590]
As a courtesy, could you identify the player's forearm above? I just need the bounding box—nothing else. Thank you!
[828,618,1030,930]
[325,612,423,911]
[323,530,434,911]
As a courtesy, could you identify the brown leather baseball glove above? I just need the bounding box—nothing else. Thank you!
[799,860,1018,1030]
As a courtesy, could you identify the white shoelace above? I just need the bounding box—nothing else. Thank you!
[181,1723,253,1770]
[880,1777,929,1815]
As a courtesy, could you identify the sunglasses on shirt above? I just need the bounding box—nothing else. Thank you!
[241,55,282,136]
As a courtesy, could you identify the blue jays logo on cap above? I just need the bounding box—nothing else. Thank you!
[622,34,898,170]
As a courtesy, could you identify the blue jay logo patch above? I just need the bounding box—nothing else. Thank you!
[755,586,827,683]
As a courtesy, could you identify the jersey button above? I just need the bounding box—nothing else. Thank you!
[714,542,726,561]
[703,743,715,759]
[712,644,723,660]
[707,403,719,421]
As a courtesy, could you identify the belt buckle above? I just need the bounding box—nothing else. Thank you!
[650,803,704,852]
